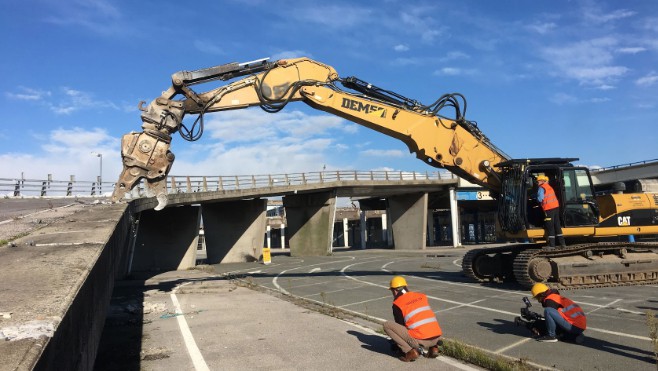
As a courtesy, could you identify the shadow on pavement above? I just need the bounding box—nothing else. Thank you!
[478,319,656,364]
[346,330,394,357]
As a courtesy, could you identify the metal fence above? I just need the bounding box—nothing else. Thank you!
[167,170,455,193]
[1,170,455,198]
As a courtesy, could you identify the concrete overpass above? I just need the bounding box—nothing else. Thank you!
[127,170,461,272]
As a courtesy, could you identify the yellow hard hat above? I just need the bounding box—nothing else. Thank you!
[531,283,549,297]
[536,175,549,182]
[390,276,407,289]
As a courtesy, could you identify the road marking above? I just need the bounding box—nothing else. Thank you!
[310,267,321,273]
[339,295,390,308]
[494,338,533,354]
[170,286,209,371]
[437,299,487,313]
[345,260,657,342]
[587,298,621,315]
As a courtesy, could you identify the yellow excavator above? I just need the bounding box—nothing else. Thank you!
[111,57,658,288]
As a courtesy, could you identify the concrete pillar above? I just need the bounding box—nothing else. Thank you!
[449,188,462,247]
[343,218,349,247]
[386,212,393,247]
[387,192,428,250]
[280,223,286,249]
[359,210,367,250]
[283,190,336,256]
[201,199,267,263]
[427,210,435,246]
[131,205,201,271]
[381,213,388,246]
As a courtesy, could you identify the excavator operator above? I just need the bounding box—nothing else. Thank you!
[383,276,442,362]
[535,175,566,249]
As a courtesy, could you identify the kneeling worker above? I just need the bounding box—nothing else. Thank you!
[383,276,442,362]
[532,283,586,343]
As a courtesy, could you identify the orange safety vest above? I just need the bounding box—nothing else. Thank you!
[544,293,587,330]
[393,292,442,339]
[539,183,560,211]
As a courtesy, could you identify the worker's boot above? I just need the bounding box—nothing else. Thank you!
[426,345,440,358]
[558,235,566,248]
[398,348,419,362]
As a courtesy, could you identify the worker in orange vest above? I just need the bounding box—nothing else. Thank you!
[532,283,586,343]
[383,276,442,362]
[536,174,566,249]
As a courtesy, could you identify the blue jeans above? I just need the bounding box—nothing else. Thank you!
[544,307,584,338]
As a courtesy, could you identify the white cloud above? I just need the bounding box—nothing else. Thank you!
[0,127,120,180]
[194,40,225,55]
[549,92,577,105]
[204,109,349,145]
[433,67,477,77]
[399,7,443,43]
[616,47,646,54]
[6,86,120,115]
[360,149,406,158]
[636,72,658,87]
[394,44,409,52]
[526,22,557,35]
[271,50,312,60]
[5,87,52,101]
[583,8,635,24]
[540,37,629,87]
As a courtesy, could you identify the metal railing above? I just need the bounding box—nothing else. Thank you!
[591,158,658,172]
[2,170,455,198]
[0,175,113,198]
[168,170,454,193]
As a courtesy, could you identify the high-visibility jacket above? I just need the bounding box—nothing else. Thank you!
[393,292,442,339]
[544,293,587,330]
[539,183,560,211]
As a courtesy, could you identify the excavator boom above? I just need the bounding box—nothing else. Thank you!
[112,57,508,209]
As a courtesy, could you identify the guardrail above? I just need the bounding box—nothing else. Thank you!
[591,158,658,172]
[2,170,455,198]
[0,176,112,198]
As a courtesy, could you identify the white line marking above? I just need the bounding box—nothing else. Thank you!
[339,295,390,308]
[452,258,462,267]
[309,267,321,273]
[587,299,621,315]
[346,260,656,342]
[495,338,533,354]
[437,299,487,313]
[170,289,210,371]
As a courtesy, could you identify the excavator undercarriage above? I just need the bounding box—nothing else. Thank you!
[462,243,658,289]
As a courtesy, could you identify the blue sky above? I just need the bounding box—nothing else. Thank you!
[1,0,657,184]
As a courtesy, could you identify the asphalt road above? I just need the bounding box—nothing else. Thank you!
[208,248,658,371]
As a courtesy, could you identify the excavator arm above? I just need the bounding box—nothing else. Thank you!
[112,57,509,210]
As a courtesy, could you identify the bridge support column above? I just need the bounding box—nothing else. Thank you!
[131,205,201,272]
[202,199,267,263]
[449,187,462,247]
[388,192,428,250]
[283,190,336,256]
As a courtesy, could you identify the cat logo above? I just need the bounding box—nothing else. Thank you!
[617,216,631,226]
[341,98,386,118]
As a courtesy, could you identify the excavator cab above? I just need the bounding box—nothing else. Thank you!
[496,158,600,236]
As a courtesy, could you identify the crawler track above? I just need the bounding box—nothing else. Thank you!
[463,243,658,289]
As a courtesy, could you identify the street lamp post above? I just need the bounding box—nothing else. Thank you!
[92,152,103,195]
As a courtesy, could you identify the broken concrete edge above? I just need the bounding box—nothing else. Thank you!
[2,204,132,371]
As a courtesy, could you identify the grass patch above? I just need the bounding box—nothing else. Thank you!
[647,310,658,370]
[441,339,534,371]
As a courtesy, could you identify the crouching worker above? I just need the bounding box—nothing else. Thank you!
[383,276,442,362]
[532,283,586,343]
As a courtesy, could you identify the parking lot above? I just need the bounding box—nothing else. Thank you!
[210,247,658,370]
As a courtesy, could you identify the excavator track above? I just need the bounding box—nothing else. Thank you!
[463,242,658,289]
